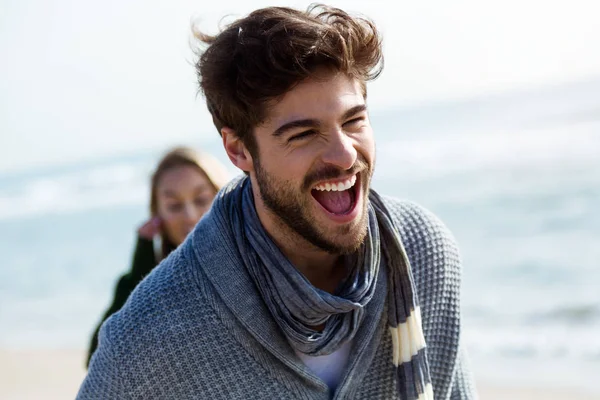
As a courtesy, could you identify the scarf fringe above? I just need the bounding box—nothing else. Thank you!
[389,307,426,365]
[370,192,433,400]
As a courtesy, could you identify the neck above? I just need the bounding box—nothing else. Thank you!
[252,188,346,294]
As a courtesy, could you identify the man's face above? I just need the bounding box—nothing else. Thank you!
[249,70,376,254]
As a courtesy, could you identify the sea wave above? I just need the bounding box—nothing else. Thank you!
[531,304,600,324]
[464,324,600,361]
[1,121,599,221]
[0,162,151,221]
[377,121,600,180]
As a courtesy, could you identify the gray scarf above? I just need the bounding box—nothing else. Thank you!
[215,177,433,400]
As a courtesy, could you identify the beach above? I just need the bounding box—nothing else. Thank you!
[1,349,598,399]
[0,350,86,400]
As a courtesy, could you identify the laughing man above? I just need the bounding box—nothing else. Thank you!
[79,5,477,399]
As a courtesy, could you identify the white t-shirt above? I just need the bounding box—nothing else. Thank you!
[295,341,352,392]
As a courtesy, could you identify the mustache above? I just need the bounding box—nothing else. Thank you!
[303,158,369,191]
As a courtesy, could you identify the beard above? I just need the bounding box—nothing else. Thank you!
[253,157,372,254]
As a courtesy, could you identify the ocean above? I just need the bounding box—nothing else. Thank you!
[1,79,599,390]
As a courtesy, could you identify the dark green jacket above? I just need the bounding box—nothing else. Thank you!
[86,237,166,366]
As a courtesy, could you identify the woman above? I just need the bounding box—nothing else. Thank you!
[86,146,229,366]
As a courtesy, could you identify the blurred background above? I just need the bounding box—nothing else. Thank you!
[1,0,599,398]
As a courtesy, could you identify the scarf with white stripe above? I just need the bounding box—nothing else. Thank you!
[219,177,432,399]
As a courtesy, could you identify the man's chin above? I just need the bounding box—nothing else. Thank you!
[315,215,369,255]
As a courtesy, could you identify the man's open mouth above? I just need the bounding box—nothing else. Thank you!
[310,174,359,216]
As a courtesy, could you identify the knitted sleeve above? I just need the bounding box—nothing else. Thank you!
[85,273,134,366]
[382,197,479,399]
[450,343,478,399]
[78,318,129,399]
[86,237,157,366]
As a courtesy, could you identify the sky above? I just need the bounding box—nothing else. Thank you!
[1,0,599,173]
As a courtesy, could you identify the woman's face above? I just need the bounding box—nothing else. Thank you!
[155,165,217,245]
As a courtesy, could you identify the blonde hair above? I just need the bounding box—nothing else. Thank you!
[149,146,229,260]
[150,146,229,216]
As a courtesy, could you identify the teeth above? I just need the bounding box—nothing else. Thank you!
[313,175,357,192]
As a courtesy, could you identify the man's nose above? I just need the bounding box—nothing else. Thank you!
[320,129,357,171]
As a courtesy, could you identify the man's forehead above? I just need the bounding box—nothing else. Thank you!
[263,80,366,126]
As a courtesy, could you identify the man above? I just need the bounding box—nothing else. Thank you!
[79,5,477,399]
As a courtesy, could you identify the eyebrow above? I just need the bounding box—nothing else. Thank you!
[272,118,321,137]
[162,184,210,198]
[341,104,367,121]
[272,104,368,137]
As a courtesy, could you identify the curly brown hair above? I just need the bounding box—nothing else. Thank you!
[193,4,383,156]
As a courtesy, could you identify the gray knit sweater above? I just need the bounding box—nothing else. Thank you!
[78,197,477,399]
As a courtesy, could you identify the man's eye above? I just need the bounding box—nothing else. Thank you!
[289,130,316,142]
[343,117,364,127]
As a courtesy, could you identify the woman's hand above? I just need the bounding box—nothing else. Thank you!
[137,216,162,240]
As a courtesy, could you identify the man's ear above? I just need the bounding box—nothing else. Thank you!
[222,127,254,172]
